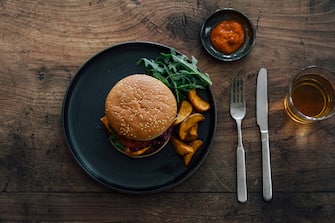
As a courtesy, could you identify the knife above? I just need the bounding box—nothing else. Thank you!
[256,68,272,201]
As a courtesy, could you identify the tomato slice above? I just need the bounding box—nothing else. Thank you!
[115,134,152,150]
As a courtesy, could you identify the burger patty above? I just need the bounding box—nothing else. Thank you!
[115,134,152,150]
[111,125,173,152]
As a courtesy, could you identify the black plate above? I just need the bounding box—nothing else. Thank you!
[62,41,217,194]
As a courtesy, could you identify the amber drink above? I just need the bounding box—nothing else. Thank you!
[284,67,335,124]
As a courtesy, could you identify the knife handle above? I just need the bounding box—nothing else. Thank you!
[261,132,272,201]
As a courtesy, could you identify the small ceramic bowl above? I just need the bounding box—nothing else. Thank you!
[200,8,256,62]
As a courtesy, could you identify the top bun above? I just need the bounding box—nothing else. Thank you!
[105,74,177,141]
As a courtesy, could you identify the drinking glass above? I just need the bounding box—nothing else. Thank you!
[284,66,335,124]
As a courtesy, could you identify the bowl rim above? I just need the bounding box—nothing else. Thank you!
[200,8,256,62]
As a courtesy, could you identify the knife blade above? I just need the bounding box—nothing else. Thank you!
[256,68,272,201]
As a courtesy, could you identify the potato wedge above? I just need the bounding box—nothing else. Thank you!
[189,140,203,152]
[170,136,193,156]
[184,133,198,142]
[179,113,205,140]
[183,140,203,166]
[188,89,210,112]
[184,123,198,141]
[174,100,193,125]
[189,123,198,136]
[183,153,193,166]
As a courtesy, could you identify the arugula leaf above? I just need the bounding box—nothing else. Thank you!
[137,50,212,103]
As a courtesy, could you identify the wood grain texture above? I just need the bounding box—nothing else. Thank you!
[0,0,334,221]
[0,192,334,222]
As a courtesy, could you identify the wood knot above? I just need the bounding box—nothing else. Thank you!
[37,72,45,81]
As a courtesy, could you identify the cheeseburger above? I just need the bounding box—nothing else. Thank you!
[101,74,177,158]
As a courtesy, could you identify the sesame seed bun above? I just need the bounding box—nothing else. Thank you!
[105,74,177,141]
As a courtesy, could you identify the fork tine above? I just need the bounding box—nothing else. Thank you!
[239,79,244,103]
[236,79,240,103]
[231,79,235,102]
[231,78,244,103]
[232,78,238,103]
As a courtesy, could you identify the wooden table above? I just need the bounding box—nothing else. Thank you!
[1,0,334,222]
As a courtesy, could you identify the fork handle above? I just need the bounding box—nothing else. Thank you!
[237,145,247,203]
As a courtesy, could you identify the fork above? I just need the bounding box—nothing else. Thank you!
[230,78,247,203]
